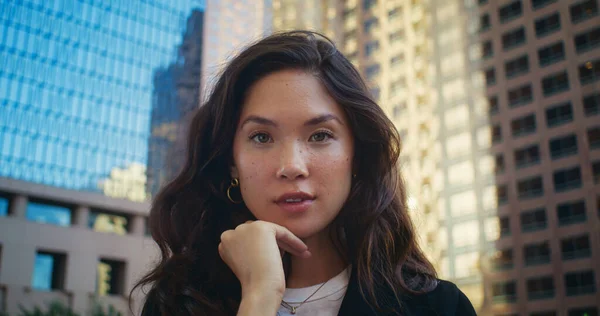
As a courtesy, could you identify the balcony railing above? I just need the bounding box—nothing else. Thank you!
[493,294,517,304]
[562,249,592,260]
[528,289,555,300]
[566,285,596,296]
[525,254,551,266]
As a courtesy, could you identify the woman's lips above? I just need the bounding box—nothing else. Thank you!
[275,192,316,213]
[276,199,314,213]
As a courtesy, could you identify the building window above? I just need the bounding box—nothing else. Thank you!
[388,7,402,20]
[570,0,599,23]
[505,55,529,78]
[365,41,380,57]
[553,166,582,192]
[593,160,600,183]
[97,258,126,296]
[370,87,380,100]
[583,92,600,116]
[389,30,405,44]
[535,13,561,37]
[546,102,573,127]
[508,84,533,107]
[579,59,600,84]
[542,71,569,96]
[557,200,587,226]
[499,1,523,23]
[391,53,404,66]
[527,276,555,300]
[492,124,502,144]
[32,251,66,291]
[511,114,536,137]
[521,208,547,232]
[364,17,379,34]
[568,307,599,316]
[531,0,557,10]
[483,41,493,59]
[502,27,526,50]
[489,95,499,114]
[561,234,591,260]
[491,249,513,270]
[0,195,8,217]
[565,270,596,296]
[495,154,505,174]
[588,126,600,149]
[26,201,72,227]
[365,64,381,81]
[485,68,496,86]
[515,144,541,168]
[518,176,544,199]
[363,0,377,10]
[88,209,130,235]
[497,185,509,204]
[393,103,407,119]
[492,281,517,303]
[480,13,491,32]
[538,41,565,67]
[550,134,578,159]
[500,216,511,237]
[524,241,551,266]
[575,27,600,54]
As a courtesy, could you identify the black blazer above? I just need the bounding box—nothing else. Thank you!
[338,269,477,315]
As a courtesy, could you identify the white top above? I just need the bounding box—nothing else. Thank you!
[277,266,351,316]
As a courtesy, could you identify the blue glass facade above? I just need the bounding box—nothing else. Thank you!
[0,195,7,216]
[0,1,204,200]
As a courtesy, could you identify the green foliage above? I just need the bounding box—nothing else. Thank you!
[18,301,79,316]
[89,303,122,316]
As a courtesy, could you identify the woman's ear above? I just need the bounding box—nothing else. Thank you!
[230,165,239,179]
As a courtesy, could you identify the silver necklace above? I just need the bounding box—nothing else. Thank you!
[280,279,330,315]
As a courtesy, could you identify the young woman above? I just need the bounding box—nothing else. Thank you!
[133,31,476,315]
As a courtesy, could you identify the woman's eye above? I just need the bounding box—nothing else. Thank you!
[310,132,332,142]
[251,133,272,143]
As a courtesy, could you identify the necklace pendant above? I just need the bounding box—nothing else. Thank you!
[291,306,297,314]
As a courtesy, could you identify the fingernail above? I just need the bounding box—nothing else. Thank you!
[303,250,312,258]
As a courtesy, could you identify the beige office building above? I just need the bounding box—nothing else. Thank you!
[200,0,274,98]
[470,0,600,315]
[285,0,600,315]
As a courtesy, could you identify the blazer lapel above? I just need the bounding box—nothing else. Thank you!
[337,267,379,316]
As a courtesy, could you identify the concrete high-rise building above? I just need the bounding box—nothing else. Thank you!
[272,0,344,44]
[147,10,204,197]
[337,0,446,307]
[334,0,600,315]
[0,1,205,314]
[201,0,273,97]
[470,0,600,315]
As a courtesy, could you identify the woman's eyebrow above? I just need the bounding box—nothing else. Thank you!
[240,113,344,128]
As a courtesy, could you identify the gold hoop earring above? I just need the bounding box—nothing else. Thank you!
[227,178,243,204]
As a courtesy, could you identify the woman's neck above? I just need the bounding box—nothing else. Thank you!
[285,230,347,289]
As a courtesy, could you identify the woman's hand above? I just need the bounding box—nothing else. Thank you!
[218,220,311,296]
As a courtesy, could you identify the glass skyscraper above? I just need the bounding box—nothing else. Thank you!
[0,1,204,203]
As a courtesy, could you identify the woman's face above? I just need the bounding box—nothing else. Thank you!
[231,70,354,239]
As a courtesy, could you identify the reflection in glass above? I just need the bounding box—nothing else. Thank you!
[88,210,129,235]
[26,202,72,227]
[96,259,125,296]
[0,1,205,202]
[32,253,54,290]
[0,196,8,216]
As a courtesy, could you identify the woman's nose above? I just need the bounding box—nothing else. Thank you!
[276,143,309,180]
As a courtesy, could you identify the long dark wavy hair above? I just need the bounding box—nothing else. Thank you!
[132,31,437,315]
